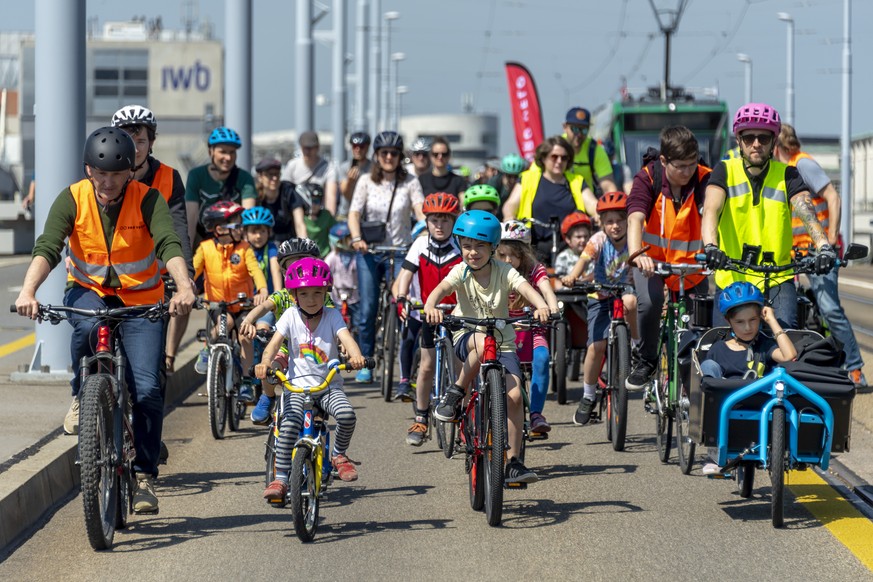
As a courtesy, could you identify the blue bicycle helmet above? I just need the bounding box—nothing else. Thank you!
[718,281,765,316]
[208,126,242,148]
[329,222,352,249]
[452,210,501,246]
[241,206,275,228]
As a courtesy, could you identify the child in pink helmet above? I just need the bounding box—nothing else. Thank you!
[254,257,367,498]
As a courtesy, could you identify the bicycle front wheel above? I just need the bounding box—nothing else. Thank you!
[676,377,696,475]
[208,350,229,439]
[381,306,398,402]
[290,446,320,542]
[769,406,786,528]
[553,320,568,405]
[484,368,506,527]
[609,325,630,452]
[79,374,119,550]
[654,343,673,463]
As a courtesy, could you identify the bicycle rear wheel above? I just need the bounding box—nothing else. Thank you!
[738,462,756,498]
[208,350,229,439]
[676,378,696,475]
[79,374,118,550]
[437,349,457,459]
[381,306,398,402]
[289,446,320,542]
[769,406,786,528]
[654,343,673,463]
[484,368,506,527]
[553,321,568,405]
[609,325,630,452]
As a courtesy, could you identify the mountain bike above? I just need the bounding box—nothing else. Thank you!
[267,359,375,542]
[16,302,167,550]
[371,245,407,401]
[198,294,252,439]
[442,312,536,527]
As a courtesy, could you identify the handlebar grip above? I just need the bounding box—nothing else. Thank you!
[9,305,16,313]
[364,357,376,370]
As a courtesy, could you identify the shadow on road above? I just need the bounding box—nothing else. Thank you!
[718,487,819,529]
[501,497,644,528]
[322,484,435,508]
[311,518,453,543]
[158,470,262,497]
[535,462,637,480]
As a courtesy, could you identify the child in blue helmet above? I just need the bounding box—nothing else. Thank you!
[242,206,283,295]
[423,209,551,484]
[701,281,797,380]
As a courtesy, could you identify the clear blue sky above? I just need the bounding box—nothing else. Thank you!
[2,0,870,154]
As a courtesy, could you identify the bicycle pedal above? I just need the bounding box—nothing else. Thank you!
[528,431,549,441]
[504,481,528,490]
[708,473,731,480]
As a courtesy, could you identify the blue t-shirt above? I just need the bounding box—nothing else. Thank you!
[253,241,279,294]
[530,176,577,242]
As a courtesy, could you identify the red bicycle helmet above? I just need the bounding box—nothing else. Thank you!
[422,192,461,216]
[596,191,627,214]
[202,200,244,231]
[560,211,593,237]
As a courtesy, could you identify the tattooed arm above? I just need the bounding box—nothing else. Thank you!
[790,190,829,250]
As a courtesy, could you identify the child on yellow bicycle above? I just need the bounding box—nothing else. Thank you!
[560,192,640,426]
[255,257,366,498]
[424,210,551,484]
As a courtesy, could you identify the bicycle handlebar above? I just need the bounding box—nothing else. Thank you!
[370,245,408,254]
[651,262,711,278]
[270,358,376,394]
[11,302,170,324]
[441,312,539,332]
[564,281,628,296]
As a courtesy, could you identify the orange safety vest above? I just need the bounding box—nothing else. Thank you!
[143,162,176,274]
[640,165,710,291]
[788,151,829,250]
[199,239,254,312]
[67,179,164,305]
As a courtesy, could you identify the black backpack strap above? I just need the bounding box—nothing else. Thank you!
[219,166,240,200]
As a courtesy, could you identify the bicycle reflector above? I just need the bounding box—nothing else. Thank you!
[96,326,111,353]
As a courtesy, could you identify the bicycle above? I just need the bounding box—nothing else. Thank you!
[566,281,632,452]
[267,358,375,542]
[552,286,590,405]
[524,215,561,266]
[197,293,253,439]
[14,302,168,550]
[647,261,711,474]
[370,244,407,402]
[440,312,537,527]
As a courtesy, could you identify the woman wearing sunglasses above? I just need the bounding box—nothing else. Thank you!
[503,135,598,264]
[701,102,834,329]
[348,131,425,382]
[416,136,468,198]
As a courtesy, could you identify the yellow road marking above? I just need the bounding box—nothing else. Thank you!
[0,332,35,358]
[789,469,873,571]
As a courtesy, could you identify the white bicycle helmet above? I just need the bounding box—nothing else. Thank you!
[501,220,531,244]
[111,105,157,130]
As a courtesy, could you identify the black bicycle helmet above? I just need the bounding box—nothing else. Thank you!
[350,131,371,146]
[373,131,404,152]
[277,238,320,264]
[295,183,325,210]
[83,127,136,172]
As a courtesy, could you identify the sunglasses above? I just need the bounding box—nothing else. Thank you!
[739,133,774,146]
[412,151,428,158]
[218,223,243,231]
[431,151,449,159]
[549,153,570,162]
[378,149,401,159]
[567,125,589,135]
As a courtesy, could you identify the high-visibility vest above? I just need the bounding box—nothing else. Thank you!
[200,239,255,312]
[641,164,711,291]
[717,158,793,290]
[516,164,587,220]
[67,179,164,305]
[787,151,829,250]
[142,162,176,274]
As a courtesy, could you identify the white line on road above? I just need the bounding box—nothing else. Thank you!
[838,277,873,290]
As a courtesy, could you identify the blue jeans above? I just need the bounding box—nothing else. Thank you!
[529,345,550,414]
[711,280,797,330]
[700,359,724,378]
[354,251,404,357]
[809,269,864,371]
[65,287,165,477]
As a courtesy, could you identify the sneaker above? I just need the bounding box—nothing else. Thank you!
[529,412,551,433]
[701,462,723,476]
[63,397,80,435]
[850,369,868,388]
[238,380,255,403]
[355,368,372,383]
[505,457,538,484]
[395,380,414,402]
[133,475,158,513]
[434,386,465,422]
[331,453,359,482]
[263,479,288,501]
[626,360,656,391]
[573,396,596,426]
[406,421,428,446]
[250,394,275,425]
[194,348,209,375]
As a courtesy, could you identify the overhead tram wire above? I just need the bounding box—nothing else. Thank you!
[567,0,629,94]
[680,0,755,84]
[472,0,498,111]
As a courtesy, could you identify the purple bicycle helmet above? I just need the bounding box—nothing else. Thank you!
[285,257,333,290]
[732,102,781,136]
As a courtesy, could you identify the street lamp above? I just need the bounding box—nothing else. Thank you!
[778,12,795,126]
[396,85,409,129]
[381,11,400,130]
[390,52,405,129]
[737,53,752,104]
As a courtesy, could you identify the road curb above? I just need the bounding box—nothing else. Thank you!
[0,340,203,555]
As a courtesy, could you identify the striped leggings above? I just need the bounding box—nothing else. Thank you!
[274,388,357,480]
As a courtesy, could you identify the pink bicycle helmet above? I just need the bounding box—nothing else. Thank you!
[733,102,781,136]
[285,257,333,289]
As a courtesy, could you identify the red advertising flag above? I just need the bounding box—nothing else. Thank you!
[505,62,544,162]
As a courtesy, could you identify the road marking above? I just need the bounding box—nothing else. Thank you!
[0,255,32,268]
[789,469,873,570]
[0,332,35,358]
[839,276,873,290]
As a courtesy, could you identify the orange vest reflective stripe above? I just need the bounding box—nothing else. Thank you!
[788,151,829,250]
[67,179,164,305]
[150,163,175,202]
[200,239,254,312]
[640,165,710,291]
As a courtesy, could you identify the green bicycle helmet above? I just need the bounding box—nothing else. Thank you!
[500,153,527,175]
[462,184,501,209]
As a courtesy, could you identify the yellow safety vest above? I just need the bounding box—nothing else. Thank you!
[516,164,587,220]
[717,157,793,290]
